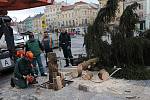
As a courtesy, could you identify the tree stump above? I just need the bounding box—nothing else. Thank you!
[47,52,58,83]
[47,52,64,90]
[98,69,109,81]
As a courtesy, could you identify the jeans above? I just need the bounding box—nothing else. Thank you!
[32,54,45,75]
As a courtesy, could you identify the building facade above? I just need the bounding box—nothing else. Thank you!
[18,21,26,33]
[45,1,99,34]
[124,0,150,30]
[44,1,68,32]
[23,16,33,32]
[32,13,44,33]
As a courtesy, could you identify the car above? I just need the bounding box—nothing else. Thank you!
[14,34,25,48]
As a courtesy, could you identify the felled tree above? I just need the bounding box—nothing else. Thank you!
[111,2,140,66]
[85,0,119,66]
[119,2,139,38]
[112,2,150,79]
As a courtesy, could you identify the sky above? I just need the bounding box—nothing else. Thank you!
[8,0,99,22]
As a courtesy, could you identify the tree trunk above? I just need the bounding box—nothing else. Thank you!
[79,58,99,70]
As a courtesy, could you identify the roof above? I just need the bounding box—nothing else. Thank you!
[24,16,33,22]
[61,5,74,11]
[61,1,99,11]
[74,1,88,5]
[33,13,44,19]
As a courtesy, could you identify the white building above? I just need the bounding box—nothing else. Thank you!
[124,0,150,30]
[44,1,68,32]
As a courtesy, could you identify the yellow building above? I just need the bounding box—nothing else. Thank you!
[41,14,47,32]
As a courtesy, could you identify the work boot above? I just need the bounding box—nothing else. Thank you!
[10,78,15,88]
[65,59,69,67]
[64,64,69,67]
[41,73,47,76]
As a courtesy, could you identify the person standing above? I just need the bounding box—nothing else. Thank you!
[25,32,47,76]
[41,31,54,67]
[59,29,74,67]
[10,51,36,89]
[0,9,15,59]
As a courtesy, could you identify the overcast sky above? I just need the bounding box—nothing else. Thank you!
[8,0,99,22]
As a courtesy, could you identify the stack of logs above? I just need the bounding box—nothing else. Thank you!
[47,53,110,90]
[71,58,99,78]
[70,58,110,81]
[47,52,64,90]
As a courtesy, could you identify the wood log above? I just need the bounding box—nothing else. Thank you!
[98,69,109,81]
[82,71,93,80]
[53,78,58,90]
[71,65,83,78]
[56,76,63,90]
[78,58,99,70]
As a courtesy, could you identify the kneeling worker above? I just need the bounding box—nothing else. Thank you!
[11,51,37,89]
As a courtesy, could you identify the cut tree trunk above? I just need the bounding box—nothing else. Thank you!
[82,70,93,80]
[98,69,109,81]
[78,58,99,70]
[71,58,98,78]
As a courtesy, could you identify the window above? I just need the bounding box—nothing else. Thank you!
[139,3,143,10]
[66,21,68,26]
[73,20,75,26]
[85,19,88,24]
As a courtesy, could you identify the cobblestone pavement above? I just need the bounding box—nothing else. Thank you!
[1,36,150,100]
[1,73,150,100]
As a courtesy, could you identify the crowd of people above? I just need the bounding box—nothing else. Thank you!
[10,29,74,89]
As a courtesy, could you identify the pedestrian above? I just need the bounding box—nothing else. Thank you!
[10,51,37,89]
[41,31,54,67]
[59,29,74,67]
[0,9,15,59]
[25,32,47,76]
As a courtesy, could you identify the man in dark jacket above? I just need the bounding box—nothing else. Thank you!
[59,29,73,67]
[25,32,47,76]
[10,51,36,89]
[0,9,15,59]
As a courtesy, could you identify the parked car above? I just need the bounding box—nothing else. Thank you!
[14,34,25,48]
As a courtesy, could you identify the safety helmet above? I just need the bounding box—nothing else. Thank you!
[16,50,25,58]
[25,51,34,61]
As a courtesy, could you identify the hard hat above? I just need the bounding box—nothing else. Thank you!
[16,50,25,57]
[26,51,34,61]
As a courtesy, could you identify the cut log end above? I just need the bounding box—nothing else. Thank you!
[98,69,109,81]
